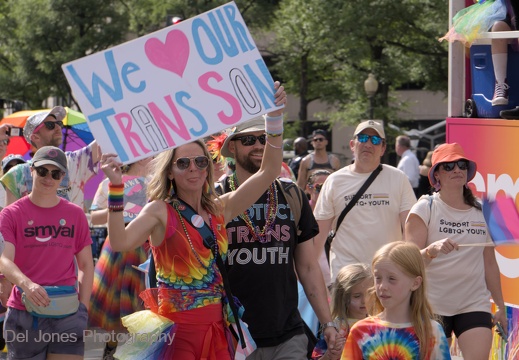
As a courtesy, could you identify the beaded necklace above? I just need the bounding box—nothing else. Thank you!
[172,199,219,269]
[228,173,278,243]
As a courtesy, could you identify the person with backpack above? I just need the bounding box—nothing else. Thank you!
[214,118,339,359]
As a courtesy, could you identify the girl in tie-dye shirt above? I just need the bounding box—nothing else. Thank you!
[342,242,451,360]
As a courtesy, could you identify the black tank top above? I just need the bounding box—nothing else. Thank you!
[308,154,334,171]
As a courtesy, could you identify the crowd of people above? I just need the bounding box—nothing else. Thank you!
[0,97,509,360]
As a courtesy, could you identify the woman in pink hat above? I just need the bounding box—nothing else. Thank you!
[405,143,507,359]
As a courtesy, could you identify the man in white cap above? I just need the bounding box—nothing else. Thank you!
[0,146,93,359]
[313,120,416,282]
[1,106,100,209]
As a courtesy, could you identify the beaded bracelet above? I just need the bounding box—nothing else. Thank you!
[108,182,124,212]
[266,132,283,138]
[266,139,282,149]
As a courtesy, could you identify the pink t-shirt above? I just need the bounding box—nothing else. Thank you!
[0,197,92,310]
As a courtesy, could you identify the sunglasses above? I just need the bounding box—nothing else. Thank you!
[232,134,266,146]
[34,166,65,180]
[313,137,325,142]
[308,183,324,192]
[356,134,383,145]
[35,120,65,133]
[173,156,209,171]
[440,160,469,171]
[0,139,9,146]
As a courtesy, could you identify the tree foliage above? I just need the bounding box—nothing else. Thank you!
[0,0,129,108]
[124,0,281,36]
[0,0,449,128]
[269,0,449,128]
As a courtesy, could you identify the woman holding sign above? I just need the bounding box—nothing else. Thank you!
[100,82,286,359]
[405,143,507,359]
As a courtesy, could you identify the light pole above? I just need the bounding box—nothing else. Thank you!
[364,73,379,119]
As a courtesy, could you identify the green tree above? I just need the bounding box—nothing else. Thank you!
[0,0,129,109]
[270,0,449,132]
[125,0,281,36]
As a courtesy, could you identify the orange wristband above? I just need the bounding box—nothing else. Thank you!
[426,248,437,259]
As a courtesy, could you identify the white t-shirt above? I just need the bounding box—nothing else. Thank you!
[314,164,416,281]
[397,149,420,188]
[409,194,492,316]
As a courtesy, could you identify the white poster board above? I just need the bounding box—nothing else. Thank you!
[62,1,280,163]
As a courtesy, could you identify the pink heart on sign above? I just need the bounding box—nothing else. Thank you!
[145,30,190,77]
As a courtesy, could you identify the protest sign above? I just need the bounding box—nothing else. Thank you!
[63,1,281,163]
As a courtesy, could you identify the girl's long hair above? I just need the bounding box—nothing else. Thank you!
[368,241,436,359]
[330,263,371,321]
[146,140,219,215]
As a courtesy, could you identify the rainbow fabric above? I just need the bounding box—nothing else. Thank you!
[341,317,451,360]
[482,197,519,245]
[490,305,519,360]
[439,0,507,45]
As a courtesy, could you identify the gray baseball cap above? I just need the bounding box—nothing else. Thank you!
[32,146,67,173]
[1,154,26,172]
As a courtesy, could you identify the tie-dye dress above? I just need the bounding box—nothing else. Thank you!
[341,317,451,360]
[115,202,234,359]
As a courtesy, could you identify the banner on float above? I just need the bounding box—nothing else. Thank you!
[62,1,280,163]
[447,118,519,308]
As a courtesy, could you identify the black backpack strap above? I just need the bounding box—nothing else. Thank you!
[276,179,302,235]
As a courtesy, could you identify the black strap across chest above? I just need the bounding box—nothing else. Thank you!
[174,199,246,348]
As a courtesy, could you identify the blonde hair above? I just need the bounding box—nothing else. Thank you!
[331,263,371,321]
[422,151,433,168]
[146,140,219,215]
[368,241,436,360]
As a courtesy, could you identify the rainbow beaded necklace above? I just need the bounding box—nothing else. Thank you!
[228,173,278,243]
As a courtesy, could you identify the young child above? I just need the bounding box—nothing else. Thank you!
[312,264,371,360]
[342,242,451,360]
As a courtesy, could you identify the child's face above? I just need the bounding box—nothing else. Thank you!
[348,278,371,320]
[373,259,421,315]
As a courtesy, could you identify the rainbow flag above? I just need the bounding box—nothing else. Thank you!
[482,197,519,245]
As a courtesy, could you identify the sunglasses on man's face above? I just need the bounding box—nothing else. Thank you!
[35,120,65,133]
[34,166,65,180]
[173,156,209,171]
[356,134,383,145]
[440,160,469,172]
[313,137,326,142]
[232,134,266,146]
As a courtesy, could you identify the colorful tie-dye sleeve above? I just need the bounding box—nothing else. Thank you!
[0,163,31,200]
[430,320,452,360]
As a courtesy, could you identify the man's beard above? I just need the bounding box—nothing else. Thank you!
[235,150,261,174]
[48,137,63,147]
